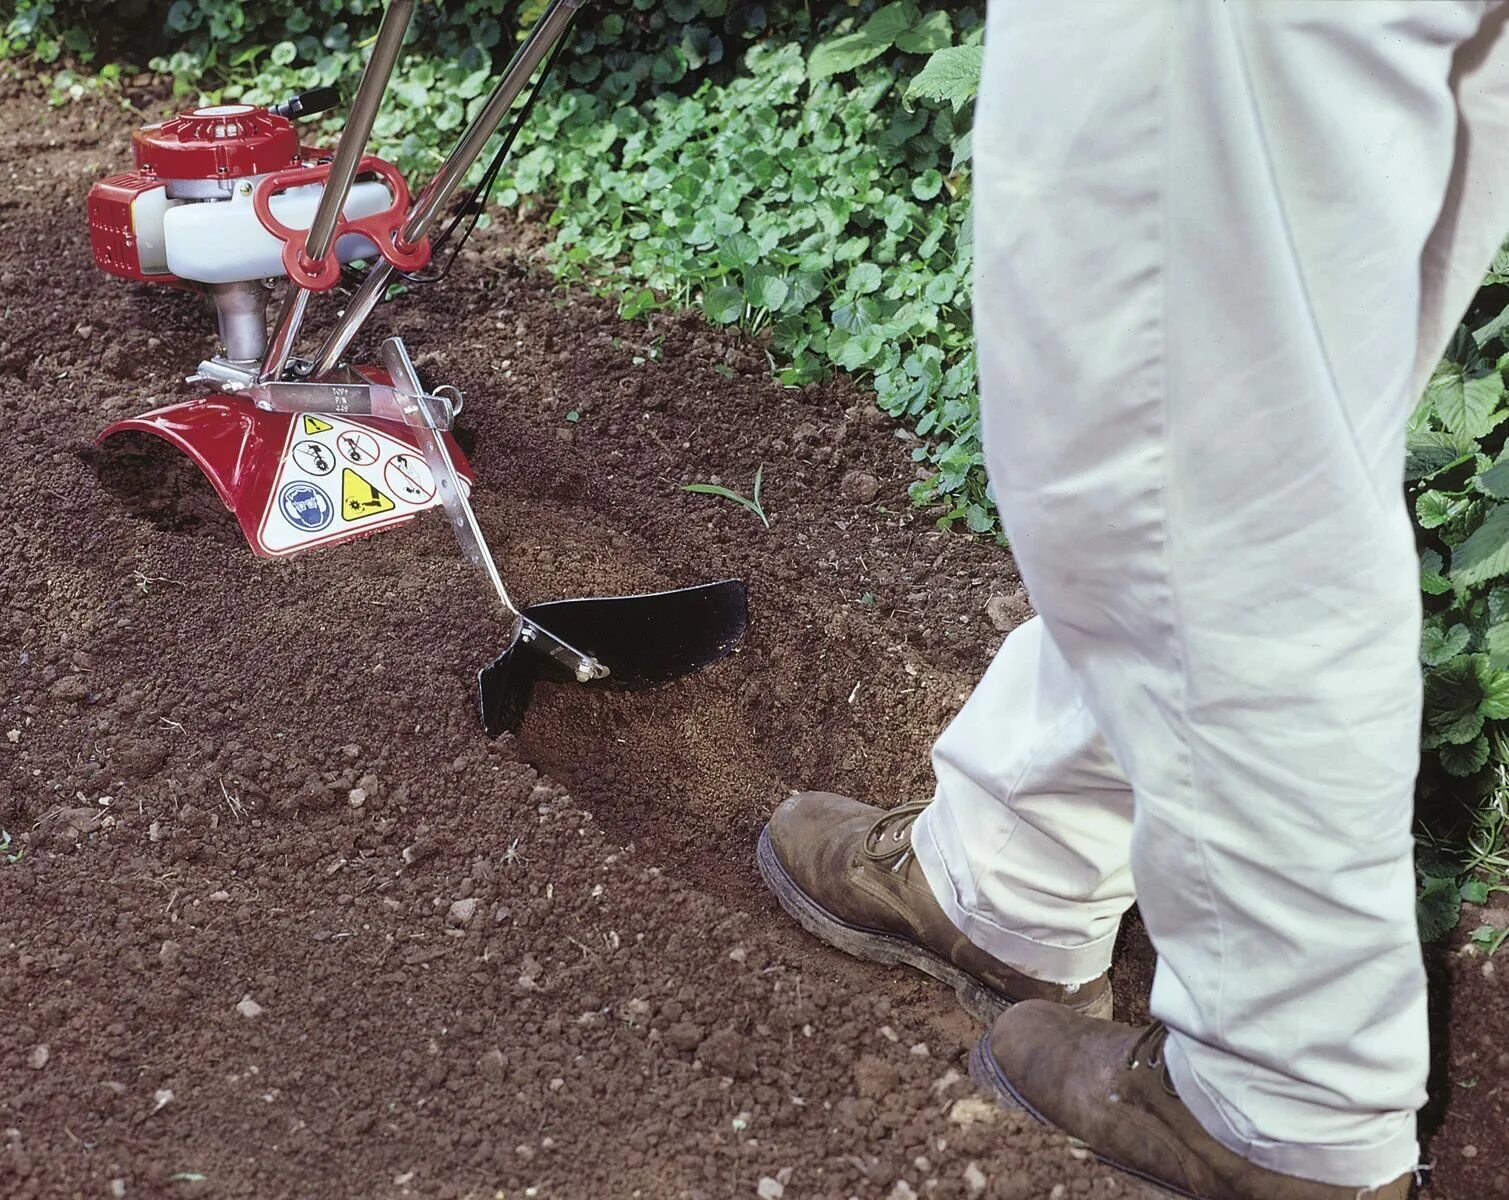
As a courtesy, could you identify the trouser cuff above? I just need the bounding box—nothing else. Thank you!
[1165,1034,1419,1190]
[912,801,1117,987]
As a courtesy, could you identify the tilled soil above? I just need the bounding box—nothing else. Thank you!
[0,75,1503,1200]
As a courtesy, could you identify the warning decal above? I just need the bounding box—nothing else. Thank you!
[341,468,396,521]
[279,480,334,531]
[383,452,436,505]
[335,429,380,466]
[292,440,336,477]
[255,411,470,556]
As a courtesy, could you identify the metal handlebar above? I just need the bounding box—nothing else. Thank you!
[309,0,587,377]
[260,0,416,381]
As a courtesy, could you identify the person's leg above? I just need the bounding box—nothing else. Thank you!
[912,616,1135,987]
[966,0,1509,1186]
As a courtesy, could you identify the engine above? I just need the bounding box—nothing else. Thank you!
[87,93,413,366]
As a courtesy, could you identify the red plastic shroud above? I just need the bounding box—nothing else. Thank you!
[96,366,473,559]
[87,174,183,286]
[253,155,432,290]
[133,105,301,181]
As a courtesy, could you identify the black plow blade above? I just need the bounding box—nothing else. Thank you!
[477,580,749,736]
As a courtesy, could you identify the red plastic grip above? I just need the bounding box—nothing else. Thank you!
[252,155,431,291]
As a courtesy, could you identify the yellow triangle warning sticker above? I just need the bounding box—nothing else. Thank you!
[340,468,396,522]
[302,414,334,436]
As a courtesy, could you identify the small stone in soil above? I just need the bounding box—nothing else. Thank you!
[236,996,265,1018]
[27,1044,49,1069]
[756,1177,784,1199]
[948,1097,998,1127]
[478,1049,506,1082]
[447,897,478,925]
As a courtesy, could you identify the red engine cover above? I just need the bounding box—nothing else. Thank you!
[87,173,180,284]
[133,104,301,180]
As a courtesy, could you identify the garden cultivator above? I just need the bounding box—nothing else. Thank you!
[87,0,747,734]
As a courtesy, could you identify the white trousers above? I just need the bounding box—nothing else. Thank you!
[912,1,1509,1188]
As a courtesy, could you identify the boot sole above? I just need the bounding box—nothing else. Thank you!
[968,1036,1202,1200]
[757,827,1112,1025]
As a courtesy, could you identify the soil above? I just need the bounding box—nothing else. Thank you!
[0,72,1502,1200]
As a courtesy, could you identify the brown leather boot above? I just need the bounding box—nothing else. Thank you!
[970,1000,1414,1200]
[757,792,1113,1021]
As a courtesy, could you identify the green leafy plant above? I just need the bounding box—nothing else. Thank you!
[1470,923,1509,955]
[684,464,769,529]
[0,829,23,865]
[1410,271,1509,926]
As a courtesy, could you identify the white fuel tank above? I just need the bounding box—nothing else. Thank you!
[161,179,393,284]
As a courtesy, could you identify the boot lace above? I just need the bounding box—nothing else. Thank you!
[1126,1021,1177,1096]
[859,801,930,874]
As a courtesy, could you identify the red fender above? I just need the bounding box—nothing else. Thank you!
[98,369,474,558]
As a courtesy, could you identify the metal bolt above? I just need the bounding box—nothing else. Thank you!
[237,181,253,197]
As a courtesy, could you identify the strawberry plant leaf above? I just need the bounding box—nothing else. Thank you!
[1416,490,1463,530]
[1406,429,1475,482]
[808,1,917,82]
[1477,458,1509,498]
[904,45,984,113]
[1428,358,1505,440]
[1452,502,1509,586]
[1421,548,1454,596]
[1487,621,1509,665]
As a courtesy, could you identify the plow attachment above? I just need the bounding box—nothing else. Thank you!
[479,582,750,736]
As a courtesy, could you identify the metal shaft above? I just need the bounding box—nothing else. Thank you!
[260,0,416,381]
[381,337,520,619]
[311,0,585,376]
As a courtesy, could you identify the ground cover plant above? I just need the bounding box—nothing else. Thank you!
[7,0,1509,922]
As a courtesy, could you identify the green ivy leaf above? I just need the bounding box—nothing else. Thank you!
[717,232,762,268]
[912,168,944,201]
[1477,658,1509,718]
[745,269,789,312]
[896,11,953,55]
[1417,874,1463,942]
[1422,623,1471,667]
[964,503,994,534]
[847,263,883,295]
[1439,736,1491,777]
[701,285,744,325]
